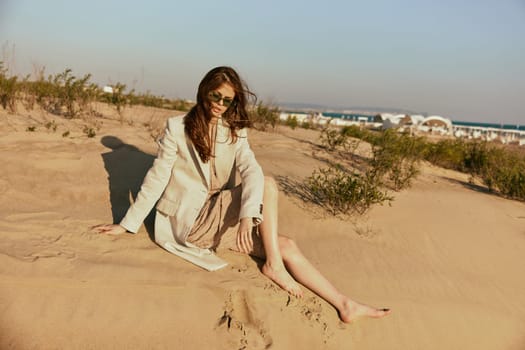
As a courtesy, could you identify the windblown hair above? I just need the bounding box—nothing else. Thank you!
[184,66,256,163]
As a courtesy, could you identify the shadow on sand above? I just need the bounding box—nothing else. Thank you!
[100,135,156,241]
[438,176,492,195]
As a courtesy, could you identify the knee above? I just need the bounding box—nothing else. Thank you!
[279,236,299,258]
[264,176,278,195]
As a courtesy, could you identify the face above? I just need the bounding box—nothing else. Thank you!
[208,83,235,118]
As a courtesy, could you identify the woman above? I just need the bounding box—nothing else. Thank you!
[93,66,390,323]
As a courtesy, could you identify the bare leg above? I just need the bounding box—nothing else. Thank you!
[257,177,390,322]
[278,236,390,323]
[258,177,303,297]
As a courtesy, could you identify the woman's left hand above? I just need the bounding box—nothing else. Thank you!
[237,217,254,253]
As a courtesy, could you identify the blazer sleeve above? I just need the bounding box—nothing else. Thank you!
[235,129,264,224]
[120,118,179,233]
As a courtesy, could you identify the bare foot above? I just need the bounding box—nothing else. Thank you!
[338,298,391,323]
[262,262,303,298]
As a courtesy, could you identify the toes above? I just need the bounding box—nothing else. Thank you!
[289,285,303,298]
[370,307,391,318]
[378,308,391,317]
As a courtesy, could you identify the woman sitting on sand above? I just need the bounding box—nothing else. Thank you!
[93,66,390,323]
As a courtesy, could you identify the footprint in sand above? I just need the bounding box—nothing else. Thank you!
[216,290,272,349]
[1,233,77,263]
[300,297,323,322]
[292,296,334,344]
[2,247,77,263]
[24,249,77,262]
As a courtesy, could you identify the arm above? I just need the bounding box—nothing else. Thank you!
[235,129,264,224]
[118,118,180,233]
[235,129,264,252]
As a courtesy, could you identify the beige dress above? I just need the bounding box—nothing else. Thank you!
[178,118,264,258]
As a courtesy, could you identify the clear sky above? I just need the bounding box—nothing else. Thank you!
[1,0,524,123]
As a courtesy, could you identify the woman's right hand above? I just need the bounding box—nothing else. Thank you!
[91,224,127,235]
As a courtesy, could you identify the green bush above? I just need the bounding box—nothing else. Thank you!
[308,127,424,215]
[423,139,525,200]
[487,156,525,199]
[423,139,466,170]
[127,91,193,111]
[17,68,97,117]
[250,102,279,131]
[320,126,361,153]
[53,69,96,118]
[472,145,525,199]
[463,141,493,175]
[320,128,346,151]
[285,115,298,129]
[101,82,129,118]
[365,130,426,190]
[0,62,19,113]
[315,122,525,207]
[306,165,392,215]
[27,72,61,114]
[129,91,160,108]
[340,125,366,140]
[1,64,196,119]
[18,74,37,110]
[310,120,525,208]
[300,121,313,129]
[171,98,193,111]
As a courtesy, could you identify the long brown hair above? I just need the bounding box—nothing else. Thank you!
[184,66,256,163]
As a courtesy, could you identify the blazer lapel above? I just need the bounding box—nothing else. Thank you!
[214,125,235,183]
[186,137,210,189]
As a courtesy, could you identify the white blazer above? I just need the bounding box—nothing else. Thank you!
[119,115,264,269]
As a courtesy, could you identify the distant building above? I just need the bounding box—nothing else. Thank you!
[279,112,309,123]
[417,116,453,135]
[278,111,525,146]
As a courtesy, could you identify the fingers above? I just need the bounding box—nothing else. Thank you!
[236,225,254,254]
[245,227,253,252]
[92,224,113,233]
[91,224,109,233]
[236,230,248,253]
[91,224,125,235]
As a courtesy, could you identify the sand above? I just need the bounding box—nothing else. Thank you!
[1,104,524,349]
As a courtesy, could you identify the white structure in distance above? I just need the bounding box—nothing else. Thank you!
[279,111,525,145]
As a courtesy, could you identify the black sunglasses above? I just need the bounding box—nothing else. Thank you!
[208,91,234,108]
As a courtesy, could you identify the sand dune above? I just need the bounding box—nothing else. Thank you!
[1,106,524,349]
